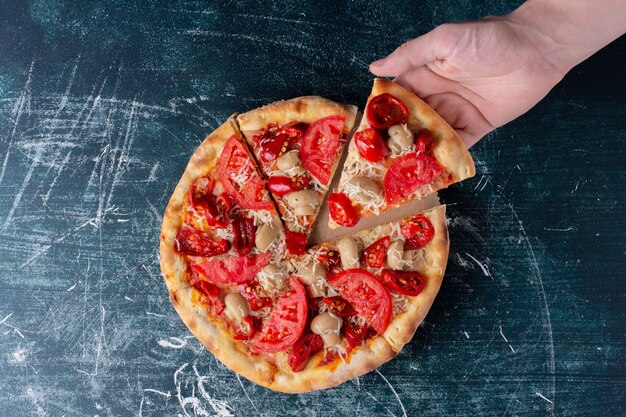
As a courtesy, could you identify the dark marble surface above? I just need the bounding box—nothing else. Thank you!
[0,1,624,416]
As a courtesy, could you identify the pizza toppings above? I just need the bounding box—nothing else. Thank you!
[336,237,360,269]
[381,269,426,297]
[387,123,414,155]
[288,333,323,372]
[175,225,231,257]
[311,312,343,347]
[284,189,320,216]
[343,322,368,349]
[322,296,356,317]
[191,252,270,285]
[328,192,359,227]
[254,223,279,252]
[384,152,444,205]
[401,214,435,249]
[301,115,345,185]
[232,216,256,256]
[316,249,341,273]
[366,93,409,130]
[267,175,311,196]
[387,239,406,270]
[253,278,308,352]
[363,236,390,268]
[205,193,232,228]
[233,316,257,341]
[188,176,214,208]
[415,129,435,154]
[252,123,304,163]
[343,177,381,205]
[285,231,307,255]
[194,280,225,316]
[354,128,387,163]
[276,150,306,177]
[298,261,330,298]
[328,268,392,335]
[238,280,272,311]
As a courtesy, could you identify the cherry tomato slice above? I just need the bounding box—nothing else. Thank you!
[301,116,345,185]
[233,316,257,341]
[205,193,232,228]
[383,152,444,205]
[194,279,225,316]
[252,124,305,162]
[267,175,311,196]
[363,236,390,268]
[401,214,435,249]
[354,128,387,163]
[187,176,214,207]
[232,216,256,256]
[288,333,324,372]
[218,135,274,211]
[381,269,426,296]
[253,279,308,352]
[238,281,272,311]
[316,249,341,273]
[286,231,307,255]
[415,129,435,154]
[327,269,392,335]
[328,192,359,227]
[366,93,409,130]
[322,296,356,317]
[191,252,270,285]
[343,322,368,349]
[175,225,231,257]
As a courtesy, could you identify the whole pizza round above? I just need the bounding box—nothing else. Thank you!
[160,79,475,392]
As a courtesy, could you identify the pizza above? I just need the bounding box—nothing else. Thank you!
[160,88,471,393]
[237,98,357,253]
[329,78,475,228]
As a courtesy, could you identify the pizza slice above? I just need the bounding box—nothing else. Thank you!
[236,98,358,252]
[330,78,475,228]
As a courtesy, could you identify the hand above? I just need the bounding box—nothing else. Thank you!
[370,15,567,147]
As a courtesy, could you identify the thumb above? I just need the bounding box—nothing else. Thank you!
[370,25,452,77]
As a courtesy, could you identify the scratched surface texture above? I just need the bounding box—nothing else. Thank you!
[0,1,624,416]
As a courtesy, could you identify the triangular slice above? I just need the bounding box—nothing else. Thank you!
[330,78,474,228]
[237,98,357,252]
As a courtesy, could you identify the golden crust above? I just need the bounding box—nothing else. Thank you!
[381,205,449,352]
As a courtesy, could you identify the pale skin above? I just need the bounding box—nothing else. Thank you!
[370,0,626,147]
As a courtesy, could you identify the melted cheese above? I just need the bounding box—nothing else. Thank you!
[342,178,386,215]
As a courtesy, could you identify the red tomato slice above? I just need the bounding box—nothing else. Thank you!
[363,236,390,268]
[233,316,257,341]
[384,152,444,205]
[327,269,392,335]
[401,214,435,249]
[187,176,214,207]
[252,124,305,162]
[301,116,345,185]
[366,93,409,130]
[175,225,231,257]
[288,333,324,372]
[194,279,225,316]
[218,135,274,211]
[253,279,308,352]
[238,280,272,311]
[328,192,359,227]
[322,296,356,317]
[232,216,256,256]
[354,128,387,163]
[286,231,307,255]
[267,175,311,196]
[204,193,232,228]
[381,269,425,296]
[343,322,368,349]
[415,129,435,154]
[316,249,341,273]
[191,252,270,285]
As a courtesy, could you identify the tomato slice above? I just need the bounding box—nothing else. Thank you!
[204,193,232,228]
[253,278,308,352]
[316,249,341,273]
[175,225,231,257]
[343,322,368,349]
[383,152,444,205]
[267,175,311,196]
[218,135,274,211]
[363,236,390,268]
[238,280,272,311]
[381,269,425,296]
[322,296,356,317]
[191,252,270,285]
[415,129,435,154]
[328,192,359,227]
[233,316,257,341]
[301,116,345,185]
[252,124,305,162]
[354,128,387,163]
[194,279,225,316]
[327,269,392,335]
[401,214,435,249]
[366,93,409,130]
[288,333,324,372]
[188,176,214,207]
[232,216,256,256]
[286,231,307,255]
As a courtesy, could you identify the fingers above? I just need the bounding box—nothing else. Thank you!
[393,66,462,98]
[370,25,451,77]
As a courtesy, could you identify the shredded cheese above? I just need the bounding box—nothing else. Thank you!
[391,292,408,315]
[342,178,385,215]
